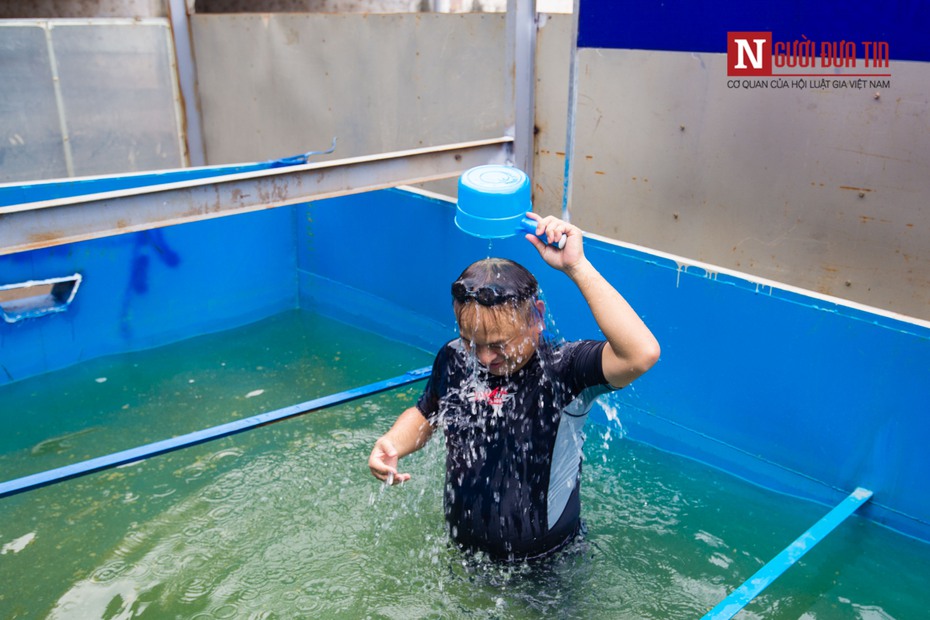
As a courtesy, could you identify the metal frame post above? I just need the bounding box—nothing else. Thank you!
[167,0,206,167]
[506,0,537,180]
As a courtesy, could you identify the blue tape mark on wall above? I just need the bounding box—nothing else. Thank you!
[577,0,930,62]
[121,229,182,337]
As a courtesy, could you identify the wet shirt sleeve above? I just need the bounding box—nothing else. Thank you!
[561,339,612,394]
[415,342,451,425]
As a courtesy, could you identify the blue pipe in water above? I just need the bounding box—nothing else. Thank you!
[703,486,873,620]
[0,366,431,499]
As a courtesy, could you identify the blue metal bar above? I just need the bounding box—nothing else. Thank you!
[0,141,337,208]
[0,367,431,499]
[703,487,874,620]
[0,160,289,208]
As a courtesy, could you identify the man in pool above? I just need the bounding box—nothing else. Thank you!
[368,213,660,561]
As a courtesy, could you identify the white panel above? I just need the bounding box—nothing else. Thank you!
[52,21,185,176]
[0,20,186,183]
[0,24,69,182]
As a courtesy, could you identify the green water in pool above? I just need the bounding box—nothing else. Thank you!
[1,310,928,619]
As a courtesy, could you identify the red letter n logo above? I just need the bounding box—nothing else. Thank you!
[727,32,772,76]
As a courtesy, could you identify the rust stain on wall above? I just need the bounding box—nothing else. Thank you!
[28,231,64,244]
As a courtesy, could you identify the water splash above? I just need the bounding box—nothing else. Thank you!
[600,398,627,436]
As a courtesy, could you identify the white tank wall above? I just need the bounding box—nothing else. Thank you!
[191,12,510,171]
[533,16,929,321]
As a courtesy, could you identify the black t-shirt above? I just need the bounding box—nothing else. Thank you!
[416,338,615,560]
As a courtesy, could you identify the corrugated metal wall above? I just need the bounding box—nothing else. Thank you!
[191,13,510,169]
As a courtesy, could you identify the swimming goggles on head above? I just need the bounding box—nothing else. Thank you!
[451,280,537,306]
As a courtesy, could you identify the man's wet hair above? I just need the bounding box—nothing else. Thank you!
[451,259,540,332]
[451,258,538,307]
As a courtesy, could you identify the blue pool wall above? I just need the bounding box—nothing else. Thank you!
[0,208,296,381]
[302,190,930,544]
[2,187,929,544]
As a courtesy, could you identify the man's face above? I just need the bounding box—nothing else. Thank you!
[457,301,543,376]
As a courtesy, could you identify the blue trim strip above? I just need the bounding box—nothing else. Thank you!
[702,487,873,620]
[577,0,930,62]
[0,151,321,208]
[0,367,431,499]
